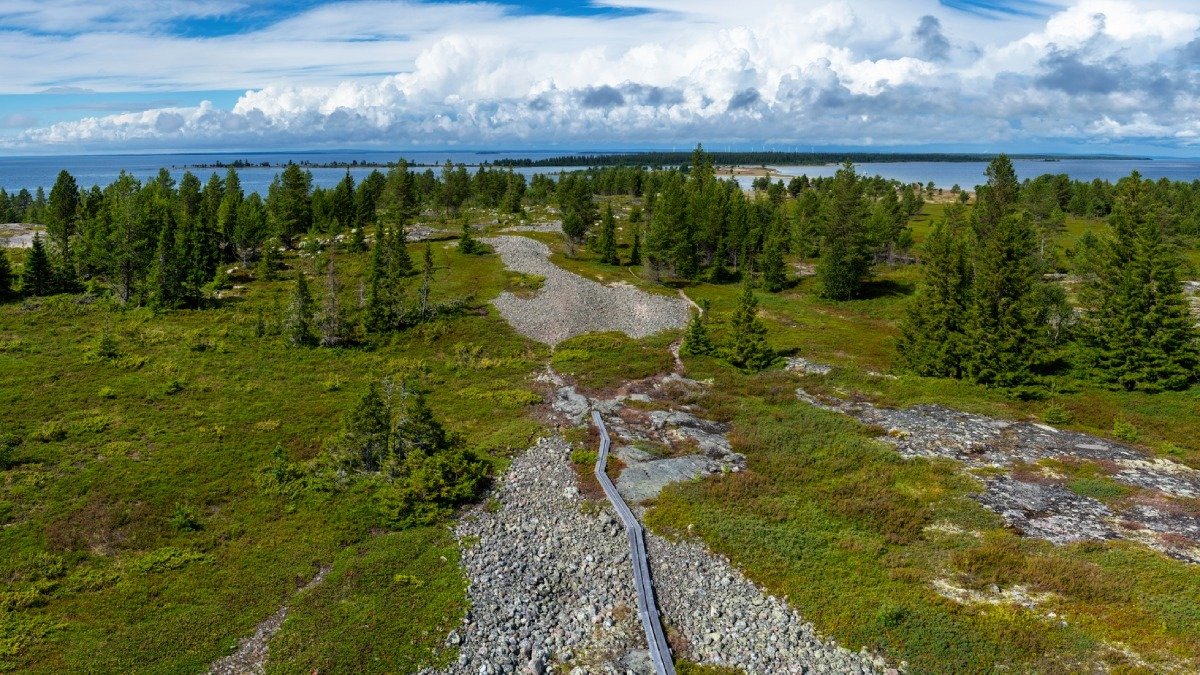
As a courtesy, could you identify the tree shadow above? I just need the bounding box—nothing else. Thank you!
[857,278,914,300]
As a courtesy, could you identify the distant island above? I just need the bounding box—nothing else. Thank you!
[177,151,1152,171]
[490,151,1153,168]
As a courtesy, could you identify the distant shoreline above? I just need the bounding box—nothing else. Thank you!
[174,151,1154,172]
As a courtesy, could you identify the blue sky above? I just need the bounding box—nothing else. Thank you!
[1,0,1198,155]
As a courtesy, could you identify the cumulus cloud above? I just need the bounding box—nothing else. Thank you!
[913,15,951,61]
[5,0,1200,150]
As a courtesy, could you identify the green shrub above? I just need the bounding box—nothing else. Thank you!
[1112,418,1139,443]
[169,503,202,532]
[97,386,116,400]
[1041,404,1073,425]
[130,547,213,574]
[570,449,599,466]
[1067,477,1133,502]
[30,420,67,443]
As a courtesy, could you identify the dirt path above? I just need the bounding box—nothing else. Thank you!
[208,566,330,675]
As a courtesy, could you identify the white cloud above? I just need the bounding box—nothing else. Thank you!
[4,0,1200,150]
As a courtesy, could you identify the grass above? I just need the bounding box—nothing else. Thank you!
[0,240,547,672]
[266,527,465,673]
[552,331,679,391]
[645,370,1200,672]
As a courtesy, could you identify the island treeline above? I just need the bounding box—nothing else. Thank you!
[490,150,1148,168]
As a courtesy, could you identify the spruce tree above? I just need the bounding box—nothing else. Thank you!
[341,380,392,471]
[680,300,715,356]
[389,221,414,277]
[598,202,619,264]
[458,218,483,255]
[727,281,773,371]
[896,220,971,377]
[1085,174,1199,391]
[317,253,346,347]
[0,249,13,301]
[708,236,731,283]
[627,226,642,266]
[816,162,871,300]
[419,243,434,320]
[761,236,787,292]
[284,270,315,347]
[149,214,184,308]
[22,233,55,296]
[257,237,280,281]
[963,212,1047,389]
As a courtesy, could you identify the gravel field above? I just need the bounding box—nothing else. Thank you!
[441,436,649,675]
[484,235,689,346]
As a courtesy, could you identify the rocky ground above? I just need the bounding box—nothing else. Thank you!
[796,385,1200,563]
[442,436,648,675]
[441,418,883,674]
[0,223,38,248]
[502,221,564,234]
[1185,280,1200,321]
[483,235,690,346]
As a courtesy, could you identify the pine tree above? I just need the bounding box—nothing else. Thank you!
[22,233,55,296]
[0,249,13,301]
[896,220,971,377]
[598,202,619,264]
[1084,174,1199,391]
[284,270,315,347]
[680,300,715,356]
[816,162,872,300]
[727,281,773,371]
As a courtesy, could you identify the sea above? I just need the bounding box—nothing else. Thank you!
[1,150,1199,196]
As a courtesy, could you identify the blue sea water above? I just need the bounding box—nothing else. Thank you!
[1,150,1199,196]
[0,150,588,196]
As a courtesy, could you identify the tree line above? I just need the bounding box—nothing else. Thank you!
[898,156,1199,393]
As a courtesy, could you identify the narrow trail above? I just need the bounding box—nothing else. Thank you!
[207,566,330,675]
[592,410,675,675]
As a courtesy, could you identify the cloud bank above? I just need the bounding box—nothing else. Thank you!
[4,0,1200,151]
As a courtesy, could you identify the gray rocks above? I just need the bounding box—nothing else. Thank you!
[648,535,883,674]
[797,388,1200,563]
[785,357,833,375]
[443,437,646,674]
[484,235,690,346]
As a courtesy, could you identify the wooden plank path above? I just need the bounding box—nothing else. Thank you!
[591,410,676,675]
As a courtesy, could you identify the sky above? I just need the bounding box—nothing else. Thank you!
[0,0,1198,155]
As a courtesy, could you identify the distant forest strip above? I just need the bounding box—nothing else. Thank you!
[179,158,446,170]
[491,151,1152,167]
[179,151,1152,171]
